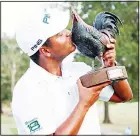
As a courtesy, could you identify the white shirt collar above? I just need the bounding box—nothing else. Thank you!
[29,59,71,83]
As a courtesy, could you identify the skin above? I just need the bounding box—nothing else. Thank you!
[39,29,76,76]
[38,29,133,135]
[103,39,133,102]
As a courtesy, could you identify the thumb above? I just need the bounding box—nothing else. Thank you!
[77,79,83,88]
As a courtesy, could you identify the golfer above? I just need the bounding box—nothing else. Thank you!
[12,7,132,135]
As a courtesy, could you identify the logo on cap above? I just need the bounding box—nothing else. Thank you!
[31,39,43,51]
[43,14,50,24]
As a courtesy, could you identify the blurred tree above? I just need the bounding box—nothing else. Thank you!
[103,102,111,123]
[1,35,29,103]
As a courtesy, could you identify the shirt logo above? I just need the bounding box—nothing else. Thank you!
[25,118,41,133]
[43,14,50,24]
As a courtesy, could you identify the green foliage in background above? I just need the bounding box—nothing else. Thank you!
[1,35,29,102]
[71,1,138,101]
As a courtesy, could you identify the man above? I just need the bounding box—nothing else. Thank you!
[12,7,133,135]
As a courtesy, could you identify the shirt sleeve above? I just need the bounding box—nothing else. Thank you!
[98,85,114,102]
[14,85,57,135]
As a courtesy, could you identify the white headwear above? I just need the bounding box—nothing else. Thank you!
[16,3,70,56]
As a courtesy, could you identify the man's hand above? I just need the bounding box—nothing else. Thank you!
[103,39,116,67]
[77,79,111,109]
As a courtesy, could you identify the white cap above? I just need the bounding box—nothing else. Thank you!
[16,5,70,56]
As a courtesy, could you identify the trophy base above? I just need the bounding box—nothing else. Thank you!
[80,66,128,87]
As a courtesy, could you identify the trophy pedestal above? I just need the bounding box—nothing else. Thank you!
[80,66,128,88]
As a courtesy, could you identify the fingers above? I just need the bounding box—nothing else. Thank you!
[104,52,115,60]
[103,46,116,67]
[77,79,81,85]
[77,79,84,89]
[103,49,116,59]
[77,79,111,90]
[103,49,116,56]
[104,49,115,54]
[91,81,112,91]
[106,43,115,49]
[110,38,116,44]
[106,38,116,49]
[93,92,100,101]
[104,60,114,67]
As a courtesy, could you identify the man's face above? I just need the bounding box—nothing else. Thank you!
[47,29,76,60]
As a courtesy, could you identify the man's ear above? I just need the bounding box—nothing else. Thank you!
[39,46,51,57]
